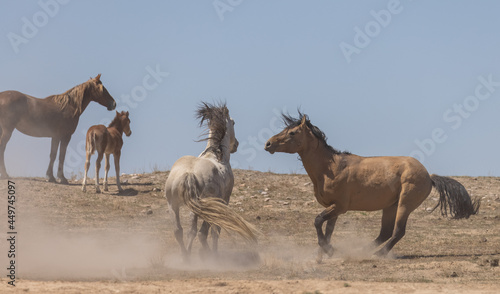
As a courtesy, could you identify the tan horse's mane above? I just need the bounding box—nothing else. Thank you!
[51,80,93,117]
[282,111,351,156]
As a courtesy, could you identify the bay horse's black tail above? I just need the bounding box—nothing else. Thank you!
[430,174,480,219]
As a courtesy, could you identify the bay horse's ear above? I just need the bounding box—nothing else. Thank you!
[116,110,119,116]
[95,74,101,81]
[125,111,129,117]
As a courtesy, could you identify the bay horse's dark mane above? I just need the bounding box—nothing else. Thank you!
[196,101,229,161]
[51,80,93,117]
[282,111,350,156]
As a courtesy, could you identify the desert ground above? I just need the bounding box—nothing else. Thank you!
[0,170,499,293]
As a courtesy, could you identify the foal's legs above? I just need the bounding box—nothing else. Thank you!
[0,126,14,179]
[46,138,60,182]
[94,152,104,193]
[103,154,110,192]
[114,151,123,192]
[82,150,92,192]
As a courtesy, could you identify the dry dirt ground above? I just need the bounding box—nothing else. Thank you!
[0,170,499,293]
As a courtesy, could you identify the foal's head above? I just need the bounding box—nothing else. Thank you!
[87,74,116,111]
[111,111,132,136]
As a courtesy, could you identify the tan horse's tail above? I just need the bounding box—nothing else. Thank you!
[430,174,480,219]
[179,173,258,244]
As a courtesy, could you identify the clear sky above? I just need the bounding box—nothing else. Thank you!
[1,0,500,178]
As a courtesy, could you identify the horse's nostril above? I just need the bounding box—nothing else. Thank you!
[265,141,271,148]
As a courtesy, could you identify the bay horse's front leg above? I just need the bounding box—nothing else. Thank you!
[314,203,340,263]
[46,138,60,183]
[56,136,71,184]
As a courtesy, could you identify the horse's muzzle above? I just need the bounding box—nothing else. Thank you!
[264,141,276,154]
[108,101,117,111]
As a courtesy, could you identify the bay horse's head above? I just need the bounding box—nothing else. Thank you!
[88,74,116,111]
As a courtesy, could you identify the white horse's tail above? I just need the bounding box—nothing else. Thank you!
[180,173,258,244]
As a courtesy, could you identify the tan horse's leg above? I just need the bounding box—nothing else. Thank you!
[374,207,409,257]
[82,150,92,192]
[103,154,110,192]
[94,152,104,193]
[113,151,122,192]
[0,126,14,179]
[314,203,342,263]
[46,138,60,183]
[373,202,398,247]
[56,136,71,184]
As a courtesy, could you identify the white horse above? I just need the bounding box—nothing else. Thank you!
[165,102,257,260]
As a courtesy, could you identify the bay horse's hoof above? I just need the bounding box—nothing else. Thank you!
[59,177,69,185]
[47,176,57,183]
[374,248,389,258]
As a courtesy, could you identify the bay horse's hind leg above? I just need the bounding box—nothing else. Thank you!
[46,138,60,182]
[113,151,123,192]
[0,125,14,179]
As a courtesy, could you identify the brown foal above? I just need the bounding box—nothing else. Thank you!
[82,111,131,193]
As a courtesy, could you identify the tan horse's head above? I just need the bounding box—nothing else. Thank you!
[265,114,310,154]
[88,74,116,111]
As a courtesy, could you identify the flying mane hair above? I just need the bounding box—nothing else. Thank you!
[196,101,229,161]
[282,110,350,155]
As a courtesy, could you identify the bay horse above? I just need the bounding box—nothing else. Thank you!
[0,74,116,183]
[265,112,480,262]
[164,102,258,261]
[82,111,132,193]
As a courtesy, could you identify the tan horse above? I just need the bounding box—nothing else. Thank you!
[265,112,479,262]
[82,111,131,193]
[164,102,257,261]
[0,74,116,183]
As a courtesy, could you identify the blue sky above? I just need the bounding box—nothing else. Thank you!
[1,0,500,178]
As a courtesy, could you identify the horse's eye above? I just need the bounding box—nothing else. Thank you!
[289,131,295,136]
